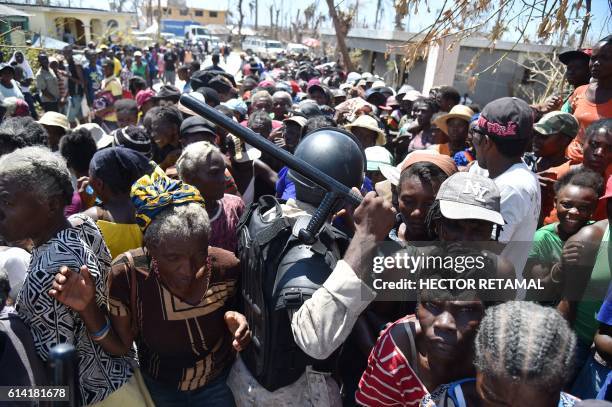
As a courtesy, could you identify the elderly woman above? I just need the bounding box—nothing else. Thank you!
[0,147,143,406]
[50,166,250,406]
[177,141,245,253]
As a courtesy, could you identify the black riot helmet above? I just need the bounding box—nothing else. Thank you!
[289,127,365,205]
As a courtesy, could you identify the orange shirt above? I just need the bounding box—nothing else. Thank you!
[430,143,451,156]
[566,85,612,163]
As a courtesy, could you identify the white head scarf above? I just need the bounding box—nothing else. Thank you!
[8,51,33,79]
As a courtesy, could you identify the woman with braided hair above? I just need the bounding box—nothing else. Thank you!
[431,301,579,407]
[356,172,515,407]
[49,165,251,406]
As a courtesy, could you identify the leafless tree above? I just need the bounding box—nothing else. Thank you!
[392,0,599,78]
[325,0,354,71]
[237,0,244,43]
[512,50,569,104]
[110,0,129,12]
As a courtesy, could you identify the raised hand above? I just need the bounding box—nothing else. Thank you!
[48,265,96,312]
[353,191,397,241]
[561,241,585,269]
[77,176,96,209]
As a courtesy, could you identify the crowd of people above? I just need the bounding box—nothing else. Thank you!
[0,32,610,407]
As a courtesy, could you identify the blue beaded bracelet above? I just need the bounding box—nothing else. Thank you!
[90,317,110,340]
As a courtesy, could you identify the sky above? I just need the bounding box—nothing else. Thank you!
[16,0,612,45]
[216,0,610,46]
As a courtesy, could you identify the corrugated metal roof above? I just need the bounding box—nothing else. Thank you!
[0,4,32,17]
[2,2,134,15]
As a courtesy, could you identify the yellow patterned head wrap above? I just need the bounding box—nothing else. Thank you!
[130,166,205,231]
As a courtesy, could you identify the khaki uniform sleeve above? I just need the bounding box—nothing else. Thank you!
[291,260,377,360]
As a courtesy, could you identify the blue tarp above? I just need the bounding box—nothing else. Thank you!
[32,34,70,50]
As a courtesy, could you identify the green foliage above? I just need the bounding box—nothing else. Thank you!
[0,34,59,74]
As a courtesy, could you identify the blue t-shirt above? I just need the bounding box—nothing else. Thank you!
[146,55,158,74]
[83,64,103,103]
[276,166,373,200]
[453,148,475,168]
[275,166,294,200]
[597,283,612,326]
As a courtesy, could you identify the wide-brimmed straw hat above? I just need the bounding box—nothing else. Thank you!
[344,114,386,146]
[432,105,475,135]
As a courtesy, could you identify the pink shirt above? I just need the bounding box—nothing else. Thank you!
[209,194,245,253]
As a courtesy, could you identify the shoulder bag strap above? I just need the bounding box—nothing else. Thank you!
[123,250,139,337]
[402,319,419,377]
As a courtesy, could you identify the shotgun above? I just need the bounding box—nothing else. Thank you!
[48,343,77,407]
[179,94,363,243]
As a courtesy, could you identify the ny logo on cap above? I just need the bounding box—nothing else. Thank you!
[462,180,488,202]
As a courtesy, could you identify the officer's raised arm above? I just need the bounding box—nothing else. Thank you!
[291,191,396,360]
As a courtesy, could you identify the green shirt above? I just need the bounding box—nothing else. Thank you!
[575,225,611,345]
[529,221,595,265]
[529,223,564,264]
[131,63,146,79]
[561,98,572,113]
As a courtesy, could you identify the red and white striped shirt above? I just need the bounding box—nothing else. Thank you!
[356,316,427,406]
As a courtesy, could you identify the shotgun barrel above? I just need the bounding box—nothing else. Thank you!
[179,94,363,207]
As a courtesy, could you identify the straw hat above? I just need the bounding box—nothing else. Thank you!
[433,105,475,135]
[345,114,386,146]
[38,111,70,130]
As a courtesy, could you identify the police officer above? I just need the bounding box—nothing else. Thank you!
[229,127,396,406]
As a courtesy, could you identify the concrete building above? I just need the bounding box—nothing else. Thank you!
[4,2,135,46]
[0,4,31,45]
[321,28,564,105]
[142,0,227,36]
